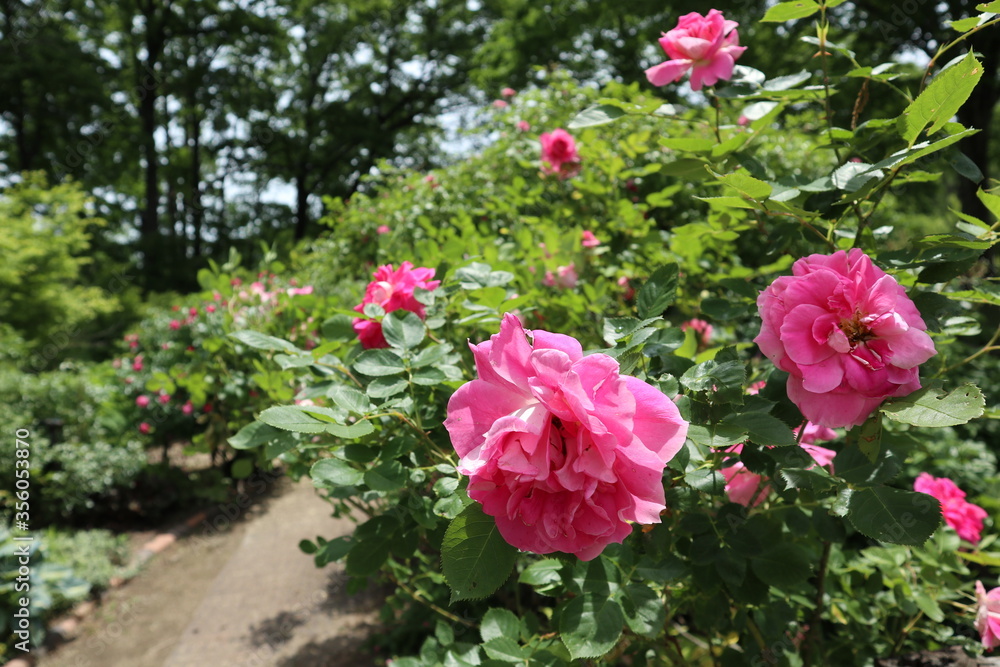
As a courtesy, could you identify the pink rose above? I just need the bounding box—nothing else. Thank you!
[645,9,747,92]
[618,276,635,301]
[169,320,181,330]
[976,581,1000,650]
[517,120,530,131]
[286,286,314,297]
[135,395,150,408]
[376,225,391,235]
[681,318,713,347]
[158,393,171,405]
[445,314,688,560]
[501,87,516,98]
[755,249,936,428]
[737,114,750,126]
[189,307,198,317]
[543,264,577,289]
[746,380,767,395]
[539,129,581,178]
[206,304,216,313]
[914,473,988,544]
[352,262,440,349]
[492,99,508,109]
[132,355,144,372]
[182,401,194,416]
[139,422,151,434]
[581,230,600,248]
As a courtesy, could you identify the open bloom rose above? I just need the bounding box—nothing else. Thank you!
[445,314,688,560]
[977,581,1000,650]
[539,129,581,178]
[914,473,988,544]
[352,262,440,349]
[135,395,150,408]
[543,264,578,289]
[755,249,936,428]
[645,9,747,92]
[581,230,600,248]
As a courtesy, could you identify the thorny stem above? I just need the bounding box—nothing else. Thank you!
[803,541,832,667]
[390,573,477,628]
[918,16,1000,93]
[939,322,1000,376]
[710,89,722,143]
[817,2,841,164]
[890,611,924,656]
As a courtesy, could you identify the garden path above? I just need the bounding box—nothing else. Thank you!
[38,476,383,667]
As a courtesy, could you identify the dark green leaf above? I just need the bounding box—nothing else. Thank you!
[559,594,625,659]
[722,412,795,446]
[636,264,679,319]
[441,503,517,602]
[751,544,812,586]
[847,486,942,545]
[481,608,523,643]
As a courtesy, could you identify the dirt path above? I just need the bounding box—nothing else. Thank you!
[38,476,383,667]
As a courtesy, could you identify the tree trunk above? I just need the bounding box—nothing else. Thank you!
[295,171,310,239]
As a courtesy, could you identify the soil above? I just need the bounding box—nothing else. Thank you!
[35,476,384,667]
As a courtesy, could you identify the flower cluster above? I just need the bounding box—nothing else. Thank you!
[913,473,988,544]
[445,314,688,560]
[352,262,440,349]
[755,249,936,428]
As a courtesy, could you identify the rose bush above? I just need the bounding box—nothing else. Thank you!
[229,3,1000,664]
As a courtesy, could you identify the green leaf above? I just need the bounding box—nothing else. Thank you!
[481,608,523,643]
[325,420,375,439]
[621,584,666,637]
[364,460,407,491]
[751,544,812,586]
[229,330,300,353]
[847,486,942,545]
[636,264,679,319]
[717,171,772,200]
[483,637,530,662]
[721,412,796,446]
[519,558,565,588]
[258,405,327,433]
[229,420,284,450]
[382,310,426,350]
[441,503,517,602]
[856,413,883,462]
[685,424,747,449]
[354,349,407,376]
[559,594,625,660]
[881,384,985,427]
[833,445,900,485]
[761,0,820,22]
[312,458,364,488]
[326,386,371,414]
[568,104,625,129]
[367,376,409,398]
[831,162,883,191]
[898,51,983,143]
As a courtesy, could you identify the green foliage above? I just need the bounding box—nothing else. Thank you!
[0,174,119,360]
